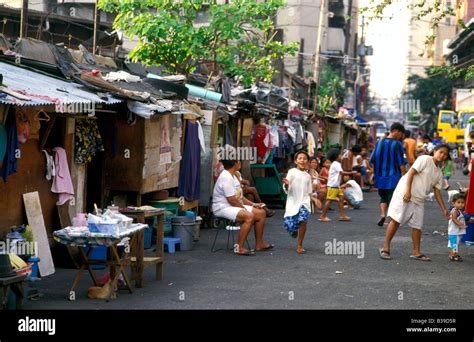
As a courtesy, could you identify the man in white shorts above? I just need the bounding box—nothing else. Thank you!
[212,159,274,256]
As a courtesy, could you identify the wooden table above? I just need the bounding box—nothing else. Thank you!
[0,274,26,309]
[120,209,165,288]
[55,224,147,301]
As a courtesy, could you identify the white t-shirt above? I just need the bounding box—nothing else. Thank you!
[448,208,466,235]
[284,168,312,217]
[327,161,343,188]
[393,155,443,204]
[212,170,241,213]
[344,180,363,202]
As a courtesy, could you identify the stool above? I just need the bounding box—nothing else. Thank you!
[0,274,26,310]
[211,219,251,253]
[163,237,181,253]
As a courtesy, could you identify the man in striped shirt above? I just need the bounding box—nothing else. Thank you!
[370,122,407,226]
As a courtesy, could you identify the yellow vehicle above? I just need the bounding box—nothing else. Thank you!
[437,110,462,144]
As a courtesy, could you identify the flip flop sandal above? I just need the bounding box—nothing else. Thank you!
[256,244,275,252]
[234,249,256,256]
[409,254,431,262]
[449,254,462,262]
[377,217,386,227]
[318,218,331,222]
[379,248,392,260]
[297,248,306,254]
[339,217,351,221]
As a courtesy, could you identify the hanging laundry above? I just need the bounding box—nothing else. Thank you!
[51,147,74,205]
[270,125,279,148]
[254,121,271,160]
[74,120,104,164]
[177,121,201,202]
[16,109,30,144]
[42,150,55,181]
[197,120,206,154]
[1,111,19,182]
[306,131,316,157]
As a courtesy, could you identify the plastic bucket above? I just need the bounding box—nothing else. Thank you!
[461,222,474,244]
[172,222,195,251]
[149,198,180,236]
[144,225,153,249]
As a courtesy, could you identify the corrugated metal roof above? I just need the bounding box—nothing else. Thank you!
[0,62,122,109]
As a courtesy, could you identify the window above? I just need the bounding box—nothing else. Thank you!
[440,112,454,125]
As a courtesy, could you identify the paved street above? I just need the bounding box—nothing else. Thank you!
[23,173,474,310]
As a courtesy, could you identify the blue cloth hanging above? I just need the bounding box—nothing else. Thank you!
[177,121,201,202]
[1,110,19,182]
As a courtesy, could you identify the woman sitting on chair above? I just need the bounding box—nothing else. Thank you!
[212,159,274,256]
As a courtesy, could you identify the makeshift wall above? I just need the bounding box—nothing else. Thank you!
[326,121,342,147]
[0,106,65,235]
[103,113,181,195]
[199,110,215,207]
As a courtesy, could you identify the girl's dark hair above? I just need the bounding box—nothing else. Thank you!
[222,159,239,170]
[351,145,362,153]
[319,157,327,167]
[452,193,465,203]
[433,144,450,152]
[326,148,340,162]
[294,150,310,160]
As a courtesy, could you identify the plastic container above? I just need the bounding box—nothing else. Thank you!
[84,246,107,270]
[144,225,153,249]
[172,217,195,251]
[461,222,474,244]
[149,198,181,235]
[28,257,40,278]
[88,223,119,235]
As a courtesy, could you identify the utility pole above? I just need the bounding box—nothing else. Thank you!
[313,0,327,114]
[313,0,326,85]
[93,0,98,55]
[20,0,28,38]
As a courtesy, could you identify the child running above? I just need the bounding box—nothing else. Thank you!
[282,150,313,254]
[448,193,467,262]
[380,144,450,261]
[319,148,355,222]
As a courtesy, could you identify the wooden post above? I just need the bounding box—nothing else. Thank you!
[93,0,98,56]
[20,0,28,38]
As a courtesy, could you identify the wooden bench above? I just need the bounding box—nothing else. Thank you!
[0,274,26,309]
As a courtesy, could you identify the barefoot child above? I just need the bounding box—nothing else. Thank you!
[448,193,467,262]
[282,151,313,254]
[380,144,451,261]
[319,148,355,222]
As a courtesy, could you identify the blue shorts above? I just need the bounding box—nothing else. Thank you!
[283,206,309,233]
[448,234,462,252]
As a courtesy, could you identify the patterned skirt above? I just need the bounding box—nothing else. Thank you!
[283,206,309,233]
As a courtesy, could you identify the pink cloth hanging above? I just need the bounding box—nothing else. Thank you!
[51,147,74,205]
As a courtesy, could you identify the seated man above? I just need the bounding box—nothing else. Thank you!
[212,159,274,256]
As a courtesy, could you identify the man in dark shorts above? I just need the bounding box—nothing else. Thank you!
[370,122,407,226]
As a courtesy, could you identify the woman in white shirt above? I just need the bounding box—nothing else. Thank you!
[212,159,274,256]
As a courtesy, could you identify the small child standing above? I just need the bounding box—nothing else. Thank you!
[448,193,467,262]
[319,148,355,222]
[443,154,453,190]
[283,151,313,254]
[341,174,364,209]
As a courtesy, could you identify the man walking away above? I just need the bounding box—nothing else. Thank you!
[370,122,407,227]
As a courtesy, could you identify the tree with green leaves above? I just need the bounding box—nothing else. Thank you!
[98,0,298,87]
[316,65,345,115]
[405,67,453,116]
